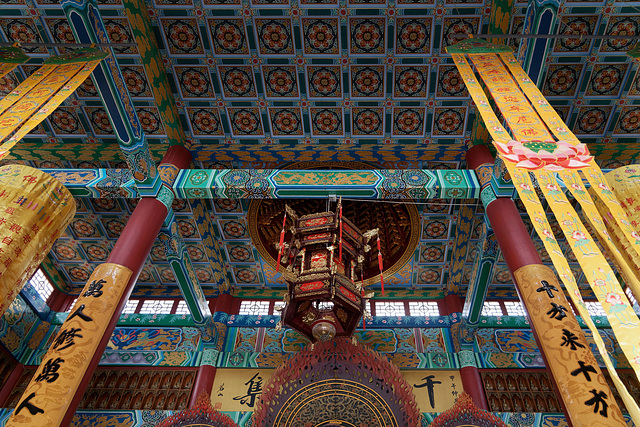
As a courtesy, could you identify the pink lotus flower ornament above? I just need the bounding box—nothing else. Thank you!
[494,139,593,171]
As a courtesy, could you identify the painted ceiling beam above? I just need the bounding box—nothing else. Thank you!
[41,168,617,199]
[159,211,211,325]
[189,199,230,294]
[446,205,476,295]
[468,0,516,147]
[517,0,558,85]
[122,0,186,148]
[61,0,161,196]
[6,142,639,165]
[463,225,499,326]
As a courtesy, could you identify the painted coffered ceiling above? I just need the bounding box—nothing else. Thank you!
[0,0,638,298]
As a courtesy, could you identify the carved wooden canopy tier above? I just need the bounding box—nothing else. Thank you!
[277,204,373,341]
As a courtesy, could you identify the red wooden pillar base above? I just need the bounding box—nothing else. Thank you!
[0,362,23,407]
[444,294,488,410]
[189,364,217,407]
[460,366,488,411]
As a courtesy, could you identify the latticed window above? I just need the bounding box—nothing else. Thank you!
[408,301,440,316]
[175,300,190,315]
[67,298,78,312]
[585,301,606,317]
[29,269,53,301]
[139,300,174,314]
[122,299,140,314]
[375,301,406,316]
[504,301,526,316]
[239,300,270,315]
[481,301,504,316]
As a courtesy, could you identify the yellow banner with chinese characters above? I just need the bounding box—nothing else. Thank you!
[449,39,640,424]
[211,368,462,413]
[5,263,132,427]
[0,165,75,318]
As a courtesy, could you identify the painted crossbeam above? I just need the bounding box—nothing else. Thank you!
[42,168,615,199]
[42,168,138,198]
[173,169,480,199]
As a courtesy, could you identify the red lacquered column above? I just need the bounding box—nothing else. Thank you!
[188,293,235,407]
[56,146,192,427]
[444,294,489,410]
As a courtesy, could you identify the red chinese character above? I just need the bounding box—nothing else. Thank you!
[14,246,21,256]
[5,207,15,215]
[502,96,519,102]
[0,218,6,226]
[3,258,11,268]
[0,190,7,198]
[522,128,538,136]
[516,116,534,124]
[22,234,31,244]
[2,236,12,245]
[22,175,37,184]
[31,224,40,233]
[509,106,526,113]
[8,224,21,233]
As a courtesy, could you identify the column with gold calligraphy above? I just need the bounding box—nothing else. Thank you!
[6,263,131,425]
[452,37,637,426]
[5,145,193,427]
[0,165,75,318]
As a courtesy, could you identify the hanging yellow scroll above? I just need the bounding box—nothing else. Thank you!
[0,48,106,160]
[0,46,28,80]
[0,165,76,318]
[449,38,640,424]
[591,167,640,304]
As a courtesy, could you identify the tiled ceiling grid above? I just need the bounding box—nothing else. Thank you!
[0,0,637,298]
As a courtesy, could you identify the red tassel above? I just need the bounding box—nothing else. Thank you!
[276,211,287,273]
[377,236,384,295]
[339,204,343,260]
[361,270,366,331]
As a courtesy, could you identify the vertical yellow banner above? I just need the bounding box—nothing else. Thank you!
[0,65,57,117]
[507,162,640,422]
[6,263,132,427]
[0,59,102,160]
[0,63,84,142]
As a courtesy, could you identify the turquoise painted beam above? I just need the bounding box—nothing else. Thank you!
[159,210,211,325]
[463,225,499,326]
[61,0,161,196]
[173,169,481,199]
